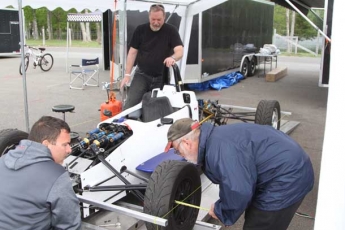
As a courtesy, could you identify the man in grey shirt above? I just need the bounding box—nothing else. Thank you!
[0,116,81,230]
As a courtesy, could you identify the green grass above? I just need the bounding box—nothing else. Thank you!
[25,39,102,48]
[279,51,321,58]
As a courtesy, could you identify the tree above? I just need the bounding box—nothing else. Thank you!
[273,5,287,35]
[286,9,290,52]
[51,7,68,40]
[96,23,102,44]
[294,10,323,40]
[274,5,324,41]
[47,11,53,40]
[79,9,92,42]
[80,21,87,42]
[23,6,34,39]
[32,9,39,40]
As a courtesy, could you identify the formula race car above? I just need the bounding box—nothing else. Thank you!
[0,65,282,229]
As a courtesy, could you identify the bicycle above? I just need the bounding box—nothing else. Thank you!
[19,44,54,75]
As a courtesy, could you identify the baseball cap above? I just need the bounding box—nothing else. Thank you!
[164,118,200,152]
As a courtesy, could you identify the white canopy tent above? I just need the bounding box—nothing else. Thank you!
[4,0,227,131]
[1,1,345,229]
[66,11,103,71]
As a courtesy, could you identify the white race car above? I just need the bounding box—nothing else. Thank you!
[0,65,281,230]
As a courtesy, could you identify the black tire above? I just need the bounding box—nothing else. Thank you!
[241,58,249,78]
[39,53,54,71]
[144,160,201,230]
[255,100,281,130]
[0,129,28,157]
[248,56,257,76]
[19,56,29,75]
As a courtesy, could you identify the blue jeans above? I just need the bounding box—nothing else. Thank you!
[123,68,163,110]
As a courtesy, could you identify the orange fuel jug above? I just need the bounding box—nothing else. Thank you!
[100,99,122,121]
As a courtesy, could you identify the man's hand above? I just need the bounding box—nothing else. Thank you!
[163,56,176,68]
[120,75,131,89]
[209,203,219,220]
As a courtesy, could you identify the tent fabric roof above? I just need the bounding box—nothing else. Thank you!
[67,12,102,22]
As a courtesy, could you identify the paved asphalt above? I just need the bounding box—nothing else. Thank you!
[0,47,327,230]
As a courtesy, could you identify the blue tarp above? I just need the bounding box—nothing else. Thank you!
[187,71,244,91]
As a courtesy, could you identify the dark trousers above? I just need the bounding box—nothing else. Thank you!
[123,68,163,110]
[243,198,304,230]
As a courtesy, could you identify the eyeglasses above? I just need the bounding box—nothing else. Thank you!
[150,4,165,10]
[174,140,182,155]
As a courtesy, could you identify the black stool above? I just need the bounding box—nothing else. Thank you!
[52,104,80,142]
[52,104,75,121]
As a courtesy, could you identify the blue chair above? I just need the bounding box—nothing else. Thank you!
[69,58,99,90]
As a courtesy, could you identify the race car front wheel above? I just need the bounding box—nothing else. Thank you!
[0,129,28,157]
[144,160,202,230]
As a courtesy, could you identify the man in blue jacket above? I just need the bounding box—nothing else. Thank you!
[165,118,314,230]
[0,116,81,230]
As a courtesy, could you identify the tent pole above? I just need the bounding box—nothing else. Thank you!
[66,21,69,72]
[122,0,127,80]
[101,18,105,71]
[18,0,30,132]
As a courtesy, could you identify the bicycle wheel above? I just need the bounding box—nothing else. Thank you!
[39,53,54,71]
[19,56,29,75]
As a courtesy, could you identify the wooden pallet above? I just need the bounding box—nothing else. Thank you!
[266,66,288,82]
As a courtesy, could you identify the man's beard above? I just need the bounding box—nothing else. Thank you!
[150,25,161,31]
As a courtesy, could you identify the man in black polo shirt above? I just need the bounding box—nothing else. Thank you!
[120,4,184,110]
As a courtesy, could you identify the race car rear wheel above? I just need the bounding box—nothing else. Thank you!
[255,100,281,130]
[0,129,28,157]
[144,160,201,230]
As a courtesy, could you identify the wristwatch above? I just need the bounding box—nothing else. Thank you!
[170,55,176,61]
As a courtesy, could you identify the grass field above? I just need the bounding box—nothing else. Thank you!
[280,51,320,57]
[25,39,102,48]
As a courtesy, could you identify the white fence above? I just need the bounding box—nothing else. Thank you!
[273,31,323,56]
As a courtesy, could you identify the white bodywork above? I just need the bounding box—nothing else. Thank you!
[64,85,200,218]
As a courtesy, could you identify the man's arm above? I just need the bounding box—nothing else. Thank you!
[164,45,184,67]
[171,45,184,61]
[120,47,138,88]
[48,172,81,230]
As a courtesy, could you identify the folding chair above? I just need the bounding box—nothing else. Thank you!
[69,58,100,90]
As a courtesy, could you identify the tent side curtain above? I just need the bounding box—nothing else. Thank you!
[67,13,102,22]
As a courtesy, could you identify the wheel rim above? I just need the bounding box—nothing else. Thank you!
[272,108,279,129]
[173,178,198,226]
